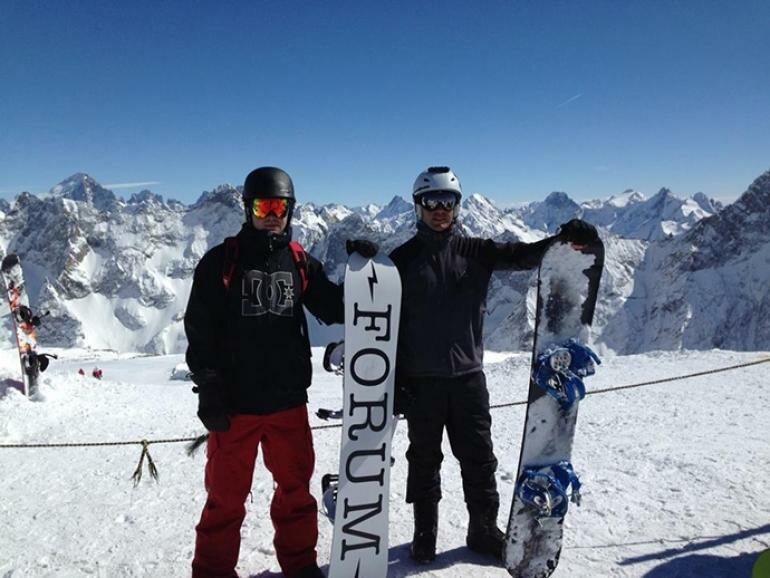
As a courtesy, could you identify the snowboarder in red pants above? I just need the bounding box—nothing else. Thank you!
[194,409,318,577]
[185,167,373,578]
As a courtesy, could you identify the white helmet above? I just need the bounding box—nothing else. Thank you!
[412,166,462,220]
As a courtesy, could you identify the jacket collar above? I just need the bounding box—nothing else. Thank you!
[416,220,456,247]
[237,223,292,255]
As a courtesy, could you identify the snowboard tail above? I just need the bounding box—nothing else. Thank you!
[504,238,604,578]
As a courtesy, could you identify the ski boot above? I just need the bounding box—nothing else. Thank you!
[410,500,438,563]
[466,504,504,560]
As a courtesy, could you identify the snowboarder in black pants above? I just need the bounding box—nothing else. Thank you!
[185,167,354,578]
[389,166,598,563]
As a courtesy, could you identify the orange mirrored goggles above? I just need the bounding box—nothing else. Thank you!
[251,197,291,219]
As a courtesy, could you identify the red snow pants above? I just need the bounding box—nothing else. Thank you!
[191,405,318,578]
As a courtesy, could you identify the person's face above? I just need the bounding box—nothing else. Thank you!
[249,198,290,233]
[418,191,457,232]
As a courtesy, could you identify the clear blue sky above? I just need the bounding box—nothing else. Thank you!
[1,0,768,205]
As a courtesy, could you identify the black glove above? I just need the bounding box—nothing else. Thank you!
[393,383,416,416]
[557,219,599,245]
[191,369,231,432]
[346,239,379,258]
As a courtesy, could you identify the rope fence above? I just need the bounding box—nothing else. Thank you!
[1,355,768,483]
[490,355,770,410]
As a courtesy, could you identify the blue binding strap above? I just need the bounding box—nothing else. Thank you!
[515,461,582,519]
[533,339,601,409]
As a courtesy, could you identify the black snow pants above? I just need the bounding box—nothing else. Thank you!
[403,371,499,512]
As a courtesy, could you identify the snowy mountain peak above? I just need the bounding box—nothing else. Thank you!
[375,195,412,220]
[458,193,535,240]
[464,193,496,209]
[740,167,770,210]
[649,187,675,204]
[520,191,582,233]
[128,189,165,206]
[687,166,770,264]
[461,193,500,223]
[192,185,242,209]
[318,203,355,222]
[543,190,579,207]
[607,189,646,207]
[49,172,95,195]
[49,173,119,211]
[691,191,721,213]
[213,183,239,195]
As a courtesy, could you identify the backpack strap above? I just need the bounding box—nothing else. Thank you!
[222,237,239,291]
[288,240,311,352]
[288,240,309,295]
[222,237,309,297]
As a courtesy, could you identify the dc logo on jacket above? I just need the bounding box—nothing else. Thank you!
[241,270,294,317]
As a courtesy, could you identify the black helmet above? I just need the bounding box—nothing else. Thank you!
[243,166,295,201]
[242,166,296,228]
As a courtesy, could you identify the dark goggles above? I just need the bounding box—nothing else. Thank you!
[418,190,458,212]
[251,197,290,219]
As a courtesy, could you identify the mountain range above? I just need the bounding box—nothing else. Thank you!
[0,168,767,355]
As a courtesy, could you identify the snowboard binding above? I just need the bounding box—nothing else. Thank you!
[322,340,345,375]
[24,351,58,375]
[532,339,601,409]
[321,473,339,522]
[319,341,345,421]
[515,461,582,520]
[316,408,343,420]
[16,305,49,327]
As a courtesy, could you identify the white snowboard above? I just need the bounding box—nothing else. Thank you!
[328,252,401,578]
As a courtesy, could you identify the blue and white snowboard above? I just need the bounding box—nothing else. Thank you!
[504,238,604,578]
[328,252,401,578]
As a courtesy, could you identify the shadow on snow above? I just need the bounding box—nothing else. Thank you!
[246,542,502,577]
[242,527,769,578]
[386,542,501,577]
[617,522,770,578]
[0,377,24,397]
[640,552,756,578]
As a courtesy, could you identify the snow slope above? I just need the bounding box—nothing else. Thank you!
[1,347,768,578]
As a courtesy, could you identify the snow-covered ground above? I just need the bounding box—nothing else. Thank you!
[1,347,769,578]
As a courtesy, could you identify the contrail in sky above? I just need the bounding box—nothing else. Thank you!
[104,181,161,189]
[556,94,583,109]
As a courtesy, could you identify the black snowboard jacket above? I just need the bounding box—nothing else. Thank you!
[185,224,343,414]
[389,223,553,379]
